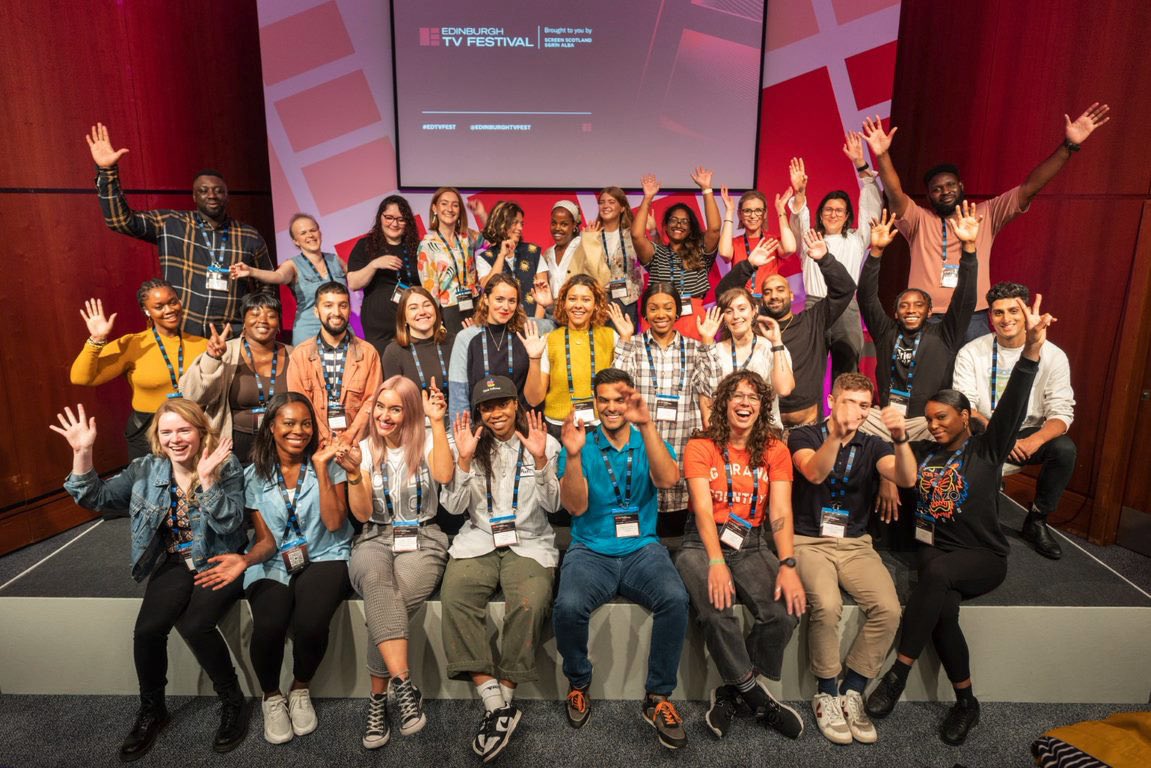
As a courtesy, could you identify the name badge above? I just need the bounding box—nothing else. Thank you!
[609,279,628,300]
[457,290,475,313]
[680,297,694,316]
[177,541,196,572]
[490,514,518,548]
[572,399,596,426]
[252,407,265,428]
[392,281,409,304]
[719,513,752,550]
[940,263,959,288]
[820,506,848,538]
[613,506,640,538]
[280,537,310,574]
[393,520,420,552]
[328,409,348,431]
[655,394,679,422]
[888,389,910,417]
[206,265,229,292]
[166,392,183,399]
[914,515,935,546]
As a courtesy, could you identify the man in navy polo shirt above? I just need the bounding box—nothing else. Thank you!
[554,367,688,750]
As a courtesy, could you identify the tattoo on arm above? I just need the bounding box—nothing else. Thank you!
[771,516,785,532]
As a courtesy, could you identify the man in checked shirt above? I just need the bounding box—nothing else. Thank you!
[86,122,273,338]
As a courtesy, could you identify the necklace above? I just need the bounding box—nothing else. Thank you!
[487,325,508,351]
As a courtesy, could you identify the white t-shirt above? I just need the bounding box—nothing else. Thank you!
[716,336,792,429]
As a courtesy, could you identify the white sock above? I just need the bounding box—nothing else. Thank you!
[500,683,516,706]
[477,679,505,713]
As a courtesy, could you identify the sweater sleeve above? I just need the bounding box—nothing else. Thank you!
[982,356,1039,465]
[857,255,895,341]
[817,253,855,327]
[70,335,136,387]
[940,250,978,351]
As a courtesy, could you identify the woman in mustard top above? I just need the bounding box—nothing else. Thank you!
[71,278,209,458]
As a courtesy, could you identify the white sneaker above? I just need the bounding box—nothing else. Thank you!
[261,694,294,744]
[841,690,878,743]
[288,688,318,736]
[811,692,852,745]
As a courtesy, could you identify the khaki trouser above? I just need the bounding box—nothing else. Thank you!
[859,406,931,442]
[794,534,901,680]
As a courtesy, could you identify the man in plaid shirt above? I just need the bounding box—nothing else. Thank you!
[86,122,273,338]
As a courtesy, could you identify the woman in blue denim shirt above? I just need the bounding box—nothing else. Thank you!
[203,392,351,745]
[56,398,248,761]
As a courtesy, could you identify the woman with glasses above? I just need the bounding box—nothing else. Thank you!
[347,196,423,356]
[717,183,797,299]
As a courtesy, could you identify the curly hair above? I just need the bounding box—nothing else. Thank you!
[553,274,609,328]
[475,273,528,334]
[363,195,420,260]
[481,200,524,246]
[663,203,707,271]
[691,370,782,469]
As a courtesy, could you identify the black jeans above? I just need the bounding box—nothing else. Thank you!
[1015,427,1077,515]
[897,546,1006,683]
[134,552,243,696]
[246,560,351,694]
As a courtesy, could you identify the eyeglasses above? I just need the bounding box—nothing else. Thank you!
[731,393,762,404]
[740,208,765,218]
[667,217,690,226]
[381,215,406,225]
[822,208,847,217]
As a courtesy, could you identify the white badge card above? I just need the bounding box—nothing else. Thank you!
[280,538,311,574]
[609,279,628,299]
[940,263,959,288]
[392,521,420,553]
[392,282,408,303]
[328,409,348,431]
[206,266,229,292]
[914,516,935,545]
[720,515,751,550]
[888,390,909,417]
[457,290,475,313]
[655,394,680,422]
[820,506,848,538]
[178,542,196,572]
[680,297,694,316]
[613,506,640,538]
[490,514,519,548]
[573,399,596,426]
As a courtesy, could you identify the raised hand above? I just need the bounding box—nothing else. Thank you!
[1021,295,1056,352]
[788,157,807,194]
[313,438,340,465]
[869,208,900,251]
[862,115,897,157]
[85,122,129,168]
[453,412,483,462]
[880,406,907,443]
[466,197,487,221]
[334,441,362,474]
[197,437,234,485]
[532,276,554,309]
[843,130,866,167]
[560,411,587,455]
[607,302,635,341]
[206,323,231,359]
[690,166,714,190]
[461,317,475,330]
[803,229,828,260]
[229,262,252,280]
[761,316,782,346]
[696,305,723,344]
[193,553,248,590]
[947,199,983,244]
[422,377,448,420]
[81,298,116,341]
[719,187,734,219]
[618,383,651,425]
[499,237,516,260]
[517,320,547,360]
[516,409,550,463]
[1065,102,1111,144]
[774,187,793,218]
[49,404,97,453]
[641,174,661,198]
[747,237,780,267]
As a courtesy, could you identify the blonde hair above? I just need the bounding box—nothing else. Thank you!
[148,399,222,481]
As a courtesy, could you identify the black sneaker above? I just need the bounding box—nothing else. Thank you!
[389,676,427,736]
[642,696,687,750]
[213,691,248,753]
[754,679,804,739]
[705,685,739,738]
[565,686,591,729]
[119,706,170,762]
[473,705,522,763]
[865,668,905,719]
[940,698,980,746]
[362,692,390,749]
[1022,509,1063,559]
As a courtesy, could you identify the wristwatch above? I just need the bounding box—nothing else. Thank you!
[780,557,797,569]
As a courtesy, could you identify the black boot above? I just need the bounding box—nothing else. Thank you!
[213,681,249,753]
[120,689,169,762]
[1022,508,1063,560]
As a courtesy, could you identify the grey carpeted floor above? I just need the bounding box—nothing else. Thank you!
[1,694,1147,768]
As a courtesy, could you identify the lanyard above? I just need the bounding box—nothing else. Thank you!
[298,252,331,282]
[435,230,470,290]
[730,336,758,371]
[602,229,630,281]
[410,341,447,390]
[940,218,949,263]
[243,337,279,409]
[742,231,762,259]
[595,431,634,507]
[379,457,423,522]
[565,328,597,400]
[196,217,230,268]
[723,445,762,522]
[821,425,858,504]
[152,327,184,394]
[486,442,525,520]
[917,448,965,513]
[890,331,923,394]
[481,327,514,377]
[666,245,688,297]
[275,462,308,541]
[398,245,418,286]
[318,332,350,406]
[990,337,1005,411]
[643,332,687,393]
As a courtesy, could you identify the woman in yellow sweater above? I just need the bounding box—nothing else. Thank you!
[71,278,209,458]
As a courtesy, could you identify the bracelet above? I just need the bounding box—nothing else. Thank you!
[723,219,733,226]
[856,162,870,172]
[86,336,109,348]
[892,434,910,445]
[708,557,726,566]
[347,473,363,485]
[1063,138,1081,153]
[701,187,713,195]
[771,344,785,352]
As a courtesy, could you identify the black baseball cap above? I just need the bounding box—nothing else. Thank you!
[471,376,518,407]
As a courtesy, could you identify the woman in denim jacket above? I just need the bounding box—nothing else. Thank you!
[56,397,248,762]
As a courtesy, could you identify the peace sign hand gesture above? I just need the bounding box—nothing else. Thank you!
[206,323,231,359]
[81,298,117,342]
[1021,294,1056,358]
[422,377,448,420]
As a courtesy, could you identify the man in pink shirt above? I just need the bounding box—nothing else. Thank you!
[861,103,1110,342]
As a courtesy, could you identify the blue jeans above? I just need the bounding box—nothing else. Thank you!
[553,542,689,696]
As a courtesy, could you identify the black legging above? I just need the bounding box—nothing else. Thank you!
[896,547,1007,683]
[246,560,351,693]
[134,553,243,696]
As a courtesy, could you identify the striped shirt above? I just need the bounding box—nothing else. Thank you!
[645,243,717,299]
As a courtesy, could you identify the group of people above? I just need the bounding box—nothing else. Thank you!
[60,105,1107,762]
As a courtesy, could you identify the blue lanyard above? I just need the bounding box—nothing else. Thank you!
[602,230,630,281]
[742,231,762,260]
[318,332,350,407]
[481,327,514,377]
[916,448,965,515]
[243,336,279,410]
[485,442,525,520]
[167,469,194,542]
[821,425,858,504]
[275,462,308,541]
[730,336,758,371]
[941,217,949,263]
[298,252,331,282]
[380,457,423,522]
[990,337,1004,411]
[666,245,688,297]
[595,431,634,507]
[643,332,687,393]
[890,331,923,394]
[410,341,447,390]
[435,230,470,290]
[565,328,597,400]
[196,217,230,268]
[152,326,184,395]
[723,445,761,523]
